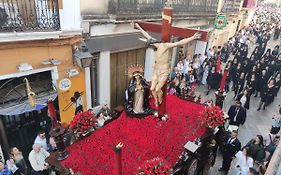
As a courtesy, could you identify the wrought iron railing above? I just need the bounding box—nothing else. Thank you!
[0,0,60,32]
[108,0,218,16]
[221,0,242,13]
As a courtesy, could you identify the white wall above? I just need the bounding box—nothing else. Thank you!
[59,0,82,34]
[98,51,111,108]
[80,0,108,14]
[194,41,207,55]
[84,67,92,109]
[90,24,116,36]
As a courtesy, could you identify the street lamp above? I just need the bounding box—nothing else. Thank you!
[74,47,93,68]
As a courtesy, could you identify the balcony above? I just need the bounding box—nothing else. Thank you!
[221,0,242,14]
[0,0,60,32]
[105,0,218,20]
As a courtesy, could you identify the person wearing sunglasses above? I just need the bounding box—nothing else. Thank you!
[34,130,48,151]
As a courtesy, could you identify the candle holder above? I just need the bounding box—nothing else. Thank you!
[114,142,123,175]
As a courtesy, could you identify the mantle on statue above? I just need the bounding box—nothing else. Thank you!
[62,95,207,174]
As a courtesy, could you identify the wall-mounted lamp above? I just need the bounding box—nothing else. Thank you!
[17,63,33,72]
[51,59,61,65]
[67,68,79,78]
[74,50,93,68]
[41,59,61,66]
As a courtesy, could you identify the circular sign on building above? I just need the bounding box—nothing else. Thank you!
[214,15,228,29]
[59,78,71,91]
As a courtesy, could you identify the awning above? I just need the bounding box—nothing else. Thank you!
[0,91,57,116]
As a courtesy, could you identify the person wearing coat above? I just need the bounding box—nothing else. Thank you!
[244,135,265,164]
[246,74,257,96]
[274,73,281,96]
[234,72,246,98]
[227,101,247,127]
[255,70,268,97]
[206,66,221,94]
[236,89,251,110]
[265,79,276,105]
[219,130,241,173]
[257,79,275,111]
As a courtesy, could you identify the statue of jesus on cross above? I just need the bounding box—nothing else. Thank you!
[134,23,201,106]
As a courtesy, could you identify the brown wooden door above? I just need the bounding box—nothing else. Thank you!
[110,48,145,108]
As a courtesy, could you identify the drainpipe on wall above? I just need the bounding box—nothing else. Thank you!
[90,58,98,107]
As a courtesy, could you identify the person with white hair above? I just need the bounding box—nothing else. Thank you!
[28,144,50,175]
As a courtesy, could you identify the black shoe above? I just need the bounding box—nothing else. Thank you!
[263,107,266,110]
[257,108,261,111]
[254,94,257,97]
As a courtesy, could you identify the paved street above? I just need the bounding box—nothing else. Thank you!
[193,39,281,175]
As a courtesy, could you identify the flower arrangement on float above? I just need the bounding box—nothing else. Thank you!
[200,105,225,128]
[138,157,172,175]
[69,111,96,138]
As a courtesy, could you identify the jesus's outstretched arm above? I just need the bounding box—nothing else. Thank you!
[134,23,153,40]
[165,32,201,48]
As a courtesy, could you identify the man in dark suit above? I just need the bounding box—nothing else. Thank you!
[219,130,241,173]
[227,100,247,126]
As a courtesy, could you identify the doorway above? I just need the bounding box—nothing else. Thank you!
[110,48,145,108]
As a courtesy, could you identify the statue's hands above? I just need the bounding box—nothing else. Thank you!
[193,32,202,40]
[132,22,141,29]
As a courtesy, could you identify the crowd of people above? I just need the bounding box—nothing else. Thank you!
[169,6,280,175]
[0,104,113,175]
[1,4,280,175]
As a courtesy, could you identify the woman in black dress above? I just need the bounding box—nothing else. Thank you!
[234,72,246,98]
[246,74,257,96]
[257,79,275,111]
[266,79,276,106]
[247,65,257,81]
[262,49,272,64]
[255,70,267,97]
[233,63,243,92]
[229,59,238,84]
[274,73,281,96]
[207,66,220,94]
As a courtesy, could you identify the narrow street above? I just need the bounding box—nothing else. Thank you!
[202,39,281,175]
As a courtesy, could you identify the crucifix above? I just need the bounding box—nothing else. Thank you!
[134,1,208,117]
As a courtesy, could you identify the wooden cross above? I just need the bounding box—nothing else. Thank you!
[135,6,208,117]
